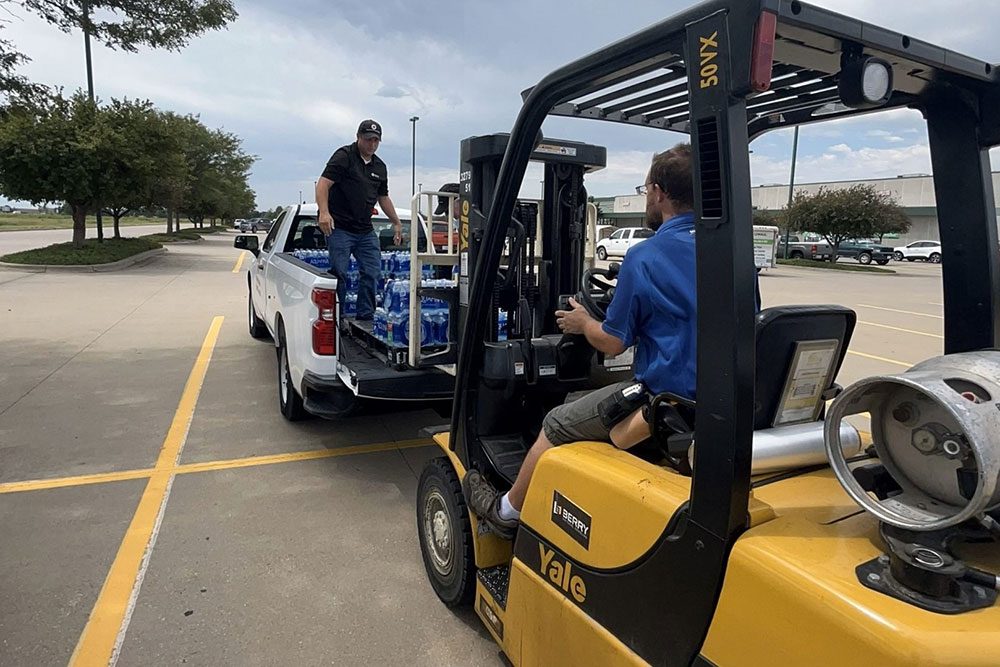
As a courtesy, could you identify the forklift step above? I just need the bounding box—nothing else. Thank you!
[478,564,511,610]
[480,435,530,484]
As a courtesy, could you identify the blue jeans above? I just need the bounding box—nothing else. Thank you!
[327,228,380,320]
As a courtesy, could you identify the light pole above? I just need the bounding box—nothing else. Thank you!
[81,0,104,241]
[409,116,419,196]
[299,189,303,204]
[783,125,800,257]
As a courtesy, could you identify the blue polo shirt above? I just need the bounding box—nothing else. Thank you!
[601,212,697,398]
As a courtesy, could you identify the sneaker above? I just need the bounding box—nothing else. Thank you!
[462,469,518,541]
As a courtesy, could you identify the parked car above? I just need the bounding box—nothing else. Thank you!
[776,234,834,261]
[893,240,942,263]
[233,218,246,230]
[836,239,893,265]
[239,218,272,233]
[595,226,654,259]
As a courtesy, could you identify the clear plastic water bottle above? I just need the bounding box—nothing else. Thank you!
[498,310,508,341]
[374,307,386,340]
[421,309,434,346]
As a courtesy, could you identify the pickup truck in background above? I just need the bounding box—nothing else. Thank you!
[835,239,894,265]
[233,204,454,421]
[595,226,654,259]
[777,234,834,261]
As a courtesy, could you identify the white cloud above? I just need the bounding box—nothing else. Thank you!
[2,0,999,210]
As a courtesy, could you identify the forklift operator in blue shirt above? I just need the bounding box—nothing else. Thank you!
[464,143,704,540]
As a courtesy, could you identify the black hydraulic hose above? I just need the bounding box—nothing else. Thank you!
[963,567,1000,592]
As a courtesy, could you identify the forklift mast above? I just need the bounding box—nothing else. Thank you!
[457,134,607,339]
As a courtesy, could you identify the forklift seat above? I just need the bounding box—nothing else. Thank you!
[751,305,856,429]
[645,305,856,467]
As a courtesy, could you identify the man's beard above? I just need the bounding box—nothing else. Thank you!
[646,206,663,231]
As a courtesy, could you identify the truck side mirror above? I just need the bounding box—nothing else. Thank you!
[234,235,260,257]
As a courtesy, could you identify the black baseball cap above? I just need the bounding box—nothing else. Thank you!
[434,183,460,215]
[357,119,382,138]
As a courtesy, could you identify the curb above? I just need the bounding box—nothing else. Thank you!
[773,264,896,276]
[0,247,167,273]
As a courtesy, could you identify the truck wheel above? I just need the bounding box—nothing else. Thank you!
[417,457,476,607]
[248,284,268,339]
[596,246,607,260]
[893,251,904,261]
[277,325,308,421]
[929,252,941,264]
[858,252,872,265]
[790,250,804,260]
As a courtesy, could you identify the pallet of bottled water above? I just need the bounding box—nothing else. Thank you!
[291,249,330,270]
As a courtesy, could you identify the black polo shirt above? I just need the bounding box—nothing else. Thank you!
[320,142,389,233]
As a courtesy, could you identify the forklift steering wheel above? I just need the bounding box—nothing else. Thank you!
[575,263,620,320]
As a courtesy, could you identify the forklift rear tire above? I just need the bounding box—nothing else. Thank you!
[248,283,268,339]
[277,324,308,421]
[417,457,476,607]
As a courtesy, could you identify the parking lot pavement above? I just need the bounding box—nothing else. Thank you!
[0,236,946,667]
[0,234,496,667]
[759,261,943,386]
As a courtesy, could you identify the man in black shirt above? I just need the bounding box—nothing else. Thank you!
[315,119,404,321]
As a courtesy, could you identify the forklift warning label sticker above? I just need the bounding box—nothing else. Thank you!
[535,143,577,157]
[479,596,504,640]
[552,491,592,549]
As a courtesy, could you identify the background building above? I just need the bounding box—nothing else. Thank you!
[593,172,1000,247]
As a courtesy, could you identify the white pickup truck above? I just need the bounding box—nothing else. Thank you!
[233,203,455,421]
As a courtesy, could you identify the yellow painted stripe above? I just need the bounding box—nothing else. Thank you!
[857,304,943,319]
[0,439,435,496]
[847,350,913,368]
[0,468,154,495]
[69,316,224,667]
[232,251,246,273]
[172,438,433,476]
[858,320,943,339]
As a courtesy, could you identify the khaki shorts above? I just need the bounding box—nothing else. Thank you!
[542,381,637,446]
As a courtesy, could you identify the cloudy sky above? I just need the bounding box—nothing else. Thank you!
[4,0,1000,210]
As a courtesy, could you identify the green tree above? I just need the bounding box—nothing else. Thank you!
[0,93,115,247]
[174,117,255,228]
[874,206,912,243]
[1,0,237,99]
[101,99,181,238]
[781,184,906,261]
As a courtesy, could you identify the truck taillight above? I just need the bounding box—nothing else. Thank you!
[312,288,337,355]
[811,245,818,253]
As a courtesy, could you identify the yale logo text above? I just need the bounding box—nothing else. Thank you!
[699,31,719,89]
[539,545,587,603]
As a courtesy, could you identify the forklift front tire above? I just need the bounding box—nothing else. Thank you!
[417,457,476,607]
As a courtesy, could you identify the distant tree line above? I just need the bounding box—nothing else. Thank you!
[0,92,256,247]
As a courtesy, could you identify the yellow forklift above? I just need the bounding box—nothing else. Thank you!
[415,1,1000,664]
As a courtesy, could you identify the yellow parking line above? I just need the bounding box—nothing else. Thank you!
[69,316,224,667]
[0,468,154,495]
[0,439,436,496]
[173,438,433,476]
[858,320,943,339]
[857,304,943,319]
[847,350,913,368]
[232,251,246,273]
